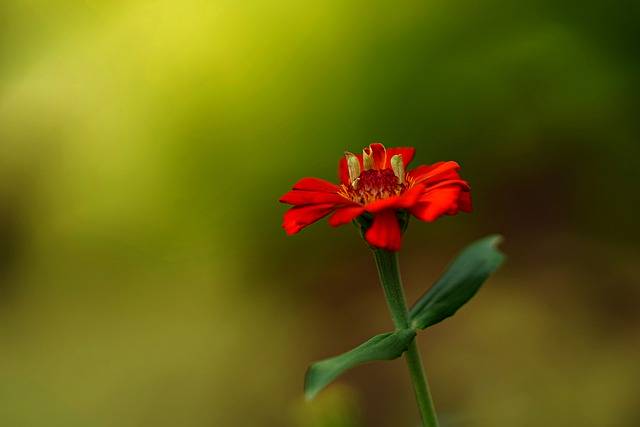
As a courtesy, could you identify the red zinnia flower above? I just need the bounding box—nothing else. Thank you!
[279,143,472,251]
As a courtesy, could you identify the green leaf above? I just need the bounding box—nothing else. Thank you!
[304,329,416,400]
[409,234,505,330]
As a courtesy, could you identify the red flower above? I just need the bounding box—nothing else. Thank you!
[279,143,472,251]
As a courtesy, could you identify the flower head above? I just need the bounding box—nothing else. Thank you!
[279,143,472,251]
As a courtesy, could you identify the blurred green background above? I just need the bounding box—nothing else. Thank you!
[1,1,639,426]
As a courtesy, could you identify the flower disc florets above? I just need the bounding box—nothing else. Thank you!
[345,169,405,205]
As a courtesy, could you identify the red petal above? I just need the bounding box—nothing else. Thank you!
[422,178,470,192]
[365,143,387,170]
[397,183,425,207]
[279,190,351,206]
[365,210,402,251]
[410,185,470,222]
[328,206,365,226]
[338,155,364,185]
[385,147,416,168]
[292,177,341,193]
[364,183,424,213]
[364,195,403,213]
[282,204,337,235]
[408,161,461,185]
[280,177,348,206]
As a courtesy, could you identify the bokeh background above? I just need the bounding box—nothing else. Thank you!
[1,1,639,426]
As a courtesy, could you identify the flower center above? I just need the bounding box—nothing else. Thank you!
[346,169,405,204]
[341,143,409,205]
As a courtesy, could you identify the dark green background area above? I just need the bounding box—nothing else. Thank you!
[0,1,638,426]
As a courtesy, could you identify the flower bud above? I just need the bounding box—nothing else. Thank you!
[345,152,361,184]
[391,154,405,184]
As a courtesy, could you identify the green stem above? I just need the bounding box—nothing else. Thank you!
[405,341,439,427]
[372,249,440,427]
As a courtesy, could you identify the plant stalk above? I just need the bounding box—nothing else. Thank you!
[372,249,439,427]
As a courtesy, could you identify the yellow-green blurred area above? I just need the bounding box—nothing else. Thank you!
[1,0,639,426]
